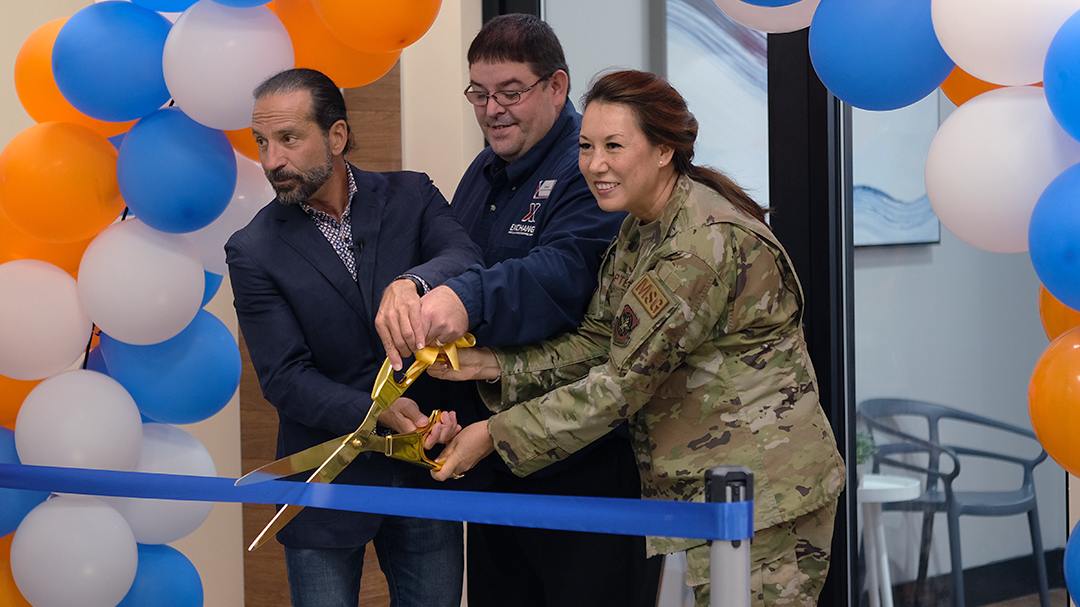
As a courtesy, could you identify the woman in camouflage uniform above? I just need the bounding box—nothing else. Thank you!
[430,70,846,607]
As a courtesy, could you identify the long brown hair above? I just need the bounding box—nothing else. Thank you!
[582,70,767,223]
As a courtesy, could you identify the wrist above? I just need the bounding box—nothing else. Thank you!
[396,273,430,297]
[482,349,501,382]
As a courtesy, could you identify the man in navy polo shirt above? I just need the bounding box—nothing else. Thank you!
[375,13,663,607]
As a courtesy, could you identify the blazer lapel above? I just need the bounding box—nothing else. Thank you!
[349,167,386,318]
[274,202,368,321]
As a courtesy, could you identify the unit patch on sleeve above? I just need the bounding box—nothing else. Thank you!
[613,305,638,347]
[630,274,670,319]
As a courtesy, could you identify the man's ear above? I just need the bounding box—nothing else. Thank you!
[548,69,569,106]
[328,119,349,155]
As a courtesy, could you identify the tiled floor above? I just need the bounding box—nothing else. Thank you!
[983,589,1069,607]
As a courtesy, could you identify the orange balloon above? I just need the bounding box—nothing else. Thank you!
[0,122,124,244]
[0,374,42,429]
[14,18,136,139]
[1029,326,1080,476]
[0,209,91,278]
[0,557,32,607]
[940,66,1006,106]
[0,535,11,561]
[1038,285,1080,341]
[270,0,401,88]
[311,0,441,54]
[225,128,261,163]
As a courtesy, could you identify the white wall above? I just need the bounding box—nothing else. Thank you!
[401,0,485,197]
[853,97,1067,581]
[544,1,653,106]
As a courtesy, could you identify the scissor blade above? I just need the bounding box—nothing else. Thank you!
[246,433,387,551]
[248,503,303,551]
[234,433,355,487]
[306,431,381,485]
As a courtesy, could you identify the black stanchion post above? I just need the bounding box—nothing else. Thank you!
[706,465,753,607]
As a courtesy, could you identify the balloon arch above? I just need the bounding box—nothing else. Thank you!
[6,0,1080,605]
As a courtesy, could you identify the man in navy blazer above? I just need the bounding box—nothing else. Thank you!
[225,68,483,607]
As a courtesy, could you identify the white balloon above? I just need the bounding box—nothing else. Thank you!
[11,495,138,607]
[163,0,294,130]
[185,152,275,275]
[925,86,1080,253]
[932,0,1080,86]
[713,0,821,33]
[15,369,143,470]
[0,260,91,380]
[103,423,217,544]
[78,219,204,345]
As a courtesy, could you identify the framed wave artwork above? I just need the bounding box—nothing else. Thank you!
[666,0,941,246]
[852,95,942,246]
[666,0,770,211]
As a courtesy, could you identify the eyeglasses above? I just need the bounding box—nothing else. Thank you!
[463,74,552,107]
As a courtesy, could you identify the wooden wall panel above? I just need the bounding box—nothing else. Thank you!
[242,61,400,607]
[345,64,403,173]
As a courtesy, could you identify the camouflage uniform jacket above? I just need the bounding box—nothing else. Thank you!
[481,176,846,556]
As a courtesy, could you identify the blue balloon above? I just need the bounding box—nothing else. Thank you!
[808,0,953,111]
[85,345,109,375]
[1045,11,1080,144]
[1067,521,1080,604]
[99,310,241,425]
[109,132,127,150]
[117,544,203,607]
[0,428,49,537]
[117,108,238,234]
[132,0,197,10]
[52,2,172,122]
[1029,163,1080,310]
[738,0,799,5]
[202,272,224,308]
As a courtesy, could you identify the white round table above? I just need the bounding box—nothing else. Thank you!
[859,474,922,607]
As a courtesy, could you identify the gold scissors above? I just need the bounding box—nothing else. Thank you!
[238,334,475,551]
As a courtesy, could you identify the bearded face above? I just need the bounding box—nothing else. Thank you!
[266,136,334,206]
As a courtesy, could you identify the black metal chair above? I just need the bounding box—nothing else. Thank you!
[858,398,1050,607]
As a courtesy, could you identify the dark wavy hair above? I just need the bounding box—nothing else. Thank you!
[253,68,354,155]
[468,13,571,95]
[583,70,766,223]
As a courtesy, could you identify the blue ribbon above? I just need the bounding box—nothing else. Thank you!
[0,463,753,541]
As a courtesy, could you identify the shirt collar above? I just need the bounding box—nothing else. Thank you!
[484,99,579,187]
[300,162,357,224]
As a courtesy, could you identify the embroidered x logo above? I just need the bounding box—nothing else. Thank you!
[521,203,541,222]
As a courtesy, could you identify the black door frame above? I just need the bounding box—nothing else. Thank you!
[768,28,855,607]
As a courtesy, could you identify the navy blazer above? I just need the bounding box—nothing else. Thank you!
[226,165,484,548]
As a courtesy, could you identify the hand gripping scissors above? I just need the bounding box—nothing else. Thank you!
[238,334,476,551]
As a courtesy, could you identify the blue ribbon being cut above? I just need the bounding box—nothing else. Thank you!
[0,463,753,541]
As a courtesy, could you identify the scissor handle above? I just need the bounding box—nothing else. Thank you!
[384,409,447,471]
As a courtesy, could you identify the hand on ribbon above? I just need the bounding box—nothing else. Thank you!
[375,278,425,371]
[426,346,500,382]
